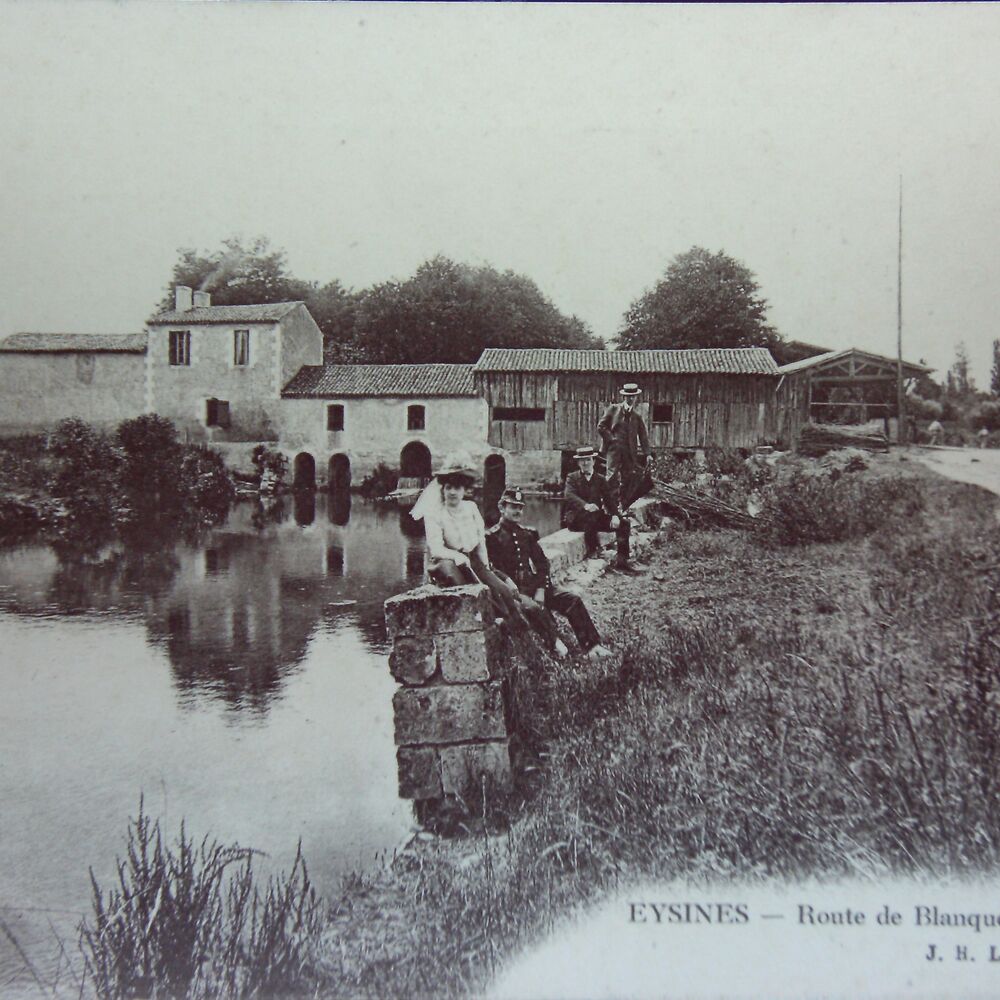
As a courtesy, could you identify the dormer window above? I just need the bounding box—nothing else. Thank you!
[234,329,250,366]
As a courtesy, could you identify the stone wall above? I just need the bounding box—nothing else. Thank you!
[384,584,513,808]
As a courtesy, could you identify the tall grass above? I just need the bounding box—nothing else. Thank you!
[79,802,321,1000]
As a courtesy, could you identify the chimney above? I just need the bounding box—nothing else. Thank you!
[193,290,211,309]
[174,285,193,312]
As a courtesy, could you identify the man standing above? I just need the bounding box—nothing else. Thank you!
[487,487,612,659]
[597,382,653,510]
[563,445,639,573]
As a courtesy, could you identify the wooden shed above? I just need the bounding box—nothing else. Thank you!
[472,348,783,455]
[775,348,933,445]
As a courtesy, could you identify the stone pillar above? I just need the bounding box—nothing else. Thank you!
[384,583,513,811]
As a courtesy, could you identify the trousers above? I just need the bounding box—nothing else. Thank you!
[565,509,630,561]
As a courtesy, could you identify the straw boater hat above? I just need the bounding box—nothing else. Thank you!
[619,382,642,397]
[434,451,477,485]
[499,486,526,507]
[574,446,599,461]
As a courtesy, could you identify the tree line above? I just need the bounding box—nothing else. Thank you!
[159,239,788,365]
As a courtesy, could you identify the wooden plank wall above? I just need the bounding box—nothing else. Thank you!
[476,370,789,452]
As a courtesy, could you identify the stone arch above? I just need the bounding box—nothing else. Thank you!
[400,440,432,481]
[293,452,316,490]
[328,453,351,491]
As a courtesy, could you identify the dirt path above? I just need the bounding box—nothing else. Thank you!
[909,445,1000,498]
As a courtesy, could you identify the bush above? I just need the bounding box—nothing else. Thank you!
[358,462,399,498]
[250,445,288,484]
[80,802,323,1000]
[756,469,924,546]
[179,445,236,523]
[117,415,183,501]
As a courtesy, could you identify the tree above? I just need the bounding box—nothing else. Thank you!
[617,247,782,353]
[350,256,602,364]
[991,339,1000,396]
[947,341,974,397]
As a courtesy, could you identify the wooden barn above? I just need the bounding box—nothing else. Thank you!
[775,348,933,445]
[472,348,784,480]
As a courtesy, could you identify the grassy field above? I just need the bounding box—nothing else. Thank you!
[310,456,1000,999]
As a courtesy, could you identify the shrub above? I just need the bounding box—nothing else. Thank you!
[358,462,399,498]
[179,445,236,523]
[80,802,322,1000]
[756,469,924,546]
[703,446,747,477]
[117,415,183,501]
[250,445,288,484]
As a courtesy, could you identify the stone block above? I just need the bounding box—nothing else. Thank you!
[389,635,438,685]
[436,625,505,683]
[396,746,442,800]
[393,683,508,746]
[439,741,513,797]
[384,584,491,639]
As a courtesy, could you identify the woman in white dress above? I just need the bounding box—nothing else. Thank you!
[411,454,528,627]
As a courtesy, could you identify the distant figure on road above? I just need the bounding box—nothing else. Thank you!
[928,419,944,446]
[978,426,990,449]
[597,382,653,509]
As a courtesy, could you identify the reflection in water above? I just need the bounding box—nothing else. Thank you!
[294,490,316,526]
[328,490,351,526]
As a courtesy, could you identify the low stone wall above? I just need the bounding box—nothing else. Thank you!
[384,584,513,808]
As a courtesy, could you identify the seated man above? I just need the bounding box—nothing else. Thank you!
[487,487,612,659]
[562,445,639,573]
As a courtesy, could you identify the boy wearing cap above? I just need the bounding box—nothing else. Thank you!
[487,487,612,659]
[562,446,637,572]
[598,382,653,509]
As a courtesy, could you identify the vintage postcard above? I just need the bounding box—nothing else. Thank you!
[2,3,1000,998]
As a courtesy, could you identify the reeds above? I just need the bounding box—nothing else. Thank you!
[79,801,321,1000]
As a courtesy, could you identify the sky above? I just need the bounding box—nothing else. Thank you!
[2,2,1000,386]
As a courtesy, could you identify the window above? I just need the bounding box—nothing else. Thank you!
[169,330,191,366]
[652,403,674,424]
[233,329,250,366]
[327,404,345,431]
[206,398,230,428]
[491,406,546,422]
[407,404,426,431]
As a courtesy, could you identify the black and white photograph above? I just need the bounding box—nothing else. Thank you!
[3,2,1000,997]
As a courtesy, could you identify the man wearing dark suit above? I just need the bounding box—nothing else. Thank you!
[598,381,653,509]
[487,487,612,659]
[562,445,638,572]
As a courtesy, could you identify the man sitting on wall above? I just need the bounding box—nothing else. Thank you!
[598,381,654,510]
[487,487,613,659]
[563,446,640,573]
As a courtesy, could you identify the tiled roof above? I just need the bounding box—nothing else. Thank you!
[282,363,477,398]
[776,348,933,376]
[148,302,303,325]
[0,332,147,352]
[473,348,779,375]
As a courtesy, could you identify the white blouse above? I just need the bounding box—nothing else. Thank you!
[424,500,488,565]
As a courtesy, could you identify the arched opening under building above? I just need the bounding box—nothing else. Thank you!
[328,453,351,491]
[482,453,506,526]
[400,441,432,482]
[293,452,316,490]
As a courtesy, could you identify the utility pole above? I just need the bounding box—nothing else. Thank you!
[896,176,905,445]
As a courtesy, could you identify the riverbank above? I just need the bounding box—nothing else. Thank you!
[311,455,1000,998]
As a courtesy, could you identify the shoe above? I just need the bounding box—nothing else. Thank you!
[554,638,569,658]
[611,560,646,575]
[585,644,613,660]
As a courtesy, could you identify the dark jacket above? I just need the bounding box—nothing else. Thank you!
[597,403,650,463]
[562,470,620,524]
[486,520,550,596]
